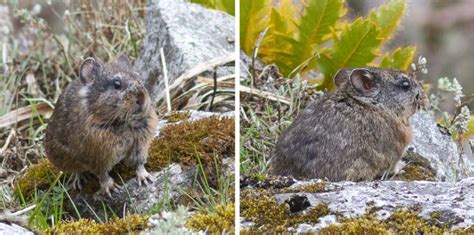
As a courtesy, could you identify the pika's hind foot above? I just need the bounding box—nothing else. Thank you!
[136,164,154,187]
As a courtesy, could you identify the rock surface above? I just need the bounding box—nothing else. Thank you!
[0,222,33,235]
[408,111,473,181]
[134,0,235,100]
[242,177,474,232]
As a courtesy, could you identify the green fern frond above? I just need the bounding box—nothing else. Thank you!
[264,0,345,76]
[368,0,407,42]
[380,46,416,70]
[318,18,381,89]
[190,0,235,16]
[240,0,271,54]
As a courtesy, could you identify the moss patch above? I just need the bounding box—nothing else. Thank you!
[395,151,436,181]
[320,215,389,235]
[147,116,234,186]
[164,111,191,122]
[186,203,235,234]
[320,207,453,234]
[46,214,149,234]
[283,181,329,193]
[240,189,330,233]
[15,159,60,198]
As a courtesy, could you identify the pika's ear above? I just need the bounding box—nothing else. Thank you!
[334,68,351,88]
[115,54,132,69]
[79,57,100,84]
[349,68,380,97]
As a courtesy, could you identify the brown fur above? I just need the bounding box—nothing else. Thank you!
[270,67,425,181]
[44,55,158,195]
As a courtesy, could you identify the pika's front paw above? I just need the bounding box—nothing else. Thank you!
[72,173,84,191]
[98,174,121,198]
[136,164,154,187]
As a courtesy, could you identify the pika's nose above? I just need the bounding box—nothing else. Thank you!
[136,90,145,106]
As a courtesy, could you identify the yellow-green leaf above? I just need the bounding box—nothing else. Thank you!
[461,116,474,141]
[368,0,407,42]
[240,0,271,54]
[190,0,235,15]
[380,46,416,70]
[318,18,381,90]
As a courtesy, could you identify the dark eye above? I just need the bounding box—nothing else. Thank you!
[400,80,410,90]
[113,79,121,89]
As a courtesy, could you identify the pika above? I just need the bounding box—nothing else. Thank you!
[270,67,425,181]
[44,55,158,196]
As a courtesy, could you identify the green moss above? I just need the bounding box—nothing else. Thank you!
[147,116,234,186]
[395,151,436,181]
[283,181,329,193]
[15,159,60,198]
[186,203,235,234]
[46,214,149,234]
[164,111,191,122]
[320,215,389,235]
[321,208,448,234]
[240,189,330,233]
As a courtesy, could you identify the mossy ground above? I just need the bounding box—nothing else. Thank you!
[46,214,149,234]
[394,151,436,181]
[241,186,470,234]
[186,203,235,234]
[164,111,191,122]
[240,189,330,233]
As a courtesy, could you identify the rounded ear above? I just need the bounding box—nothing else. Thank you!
[115,54,132,69]
[349,68,380,97]
[334,68,351,88]
[79,57,100,84]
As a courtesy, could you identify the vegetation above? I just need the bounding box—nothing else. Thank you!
[191,0,235,16]
[241,0,414,90]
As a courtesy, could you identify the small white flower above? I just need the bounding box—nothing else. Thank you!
[64,10,70,16]
[419,56,427,65]
[32,4,41,15]
[411,63,416,71]
[437,77,451,91]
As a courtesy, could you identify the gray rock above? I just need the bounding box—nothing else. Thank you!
[73,164,193,219]
[271,178,474,232]
[134,0,235,101]
[0,222,33,235]
[408,111,472,181]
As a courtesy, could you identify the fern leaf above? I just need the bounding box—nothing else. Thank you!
[190,0,235,15]
[318,18,381,89]
[380,46,416,70]
[368,0,407,42]
[240,0,271,54]
[284,0,344,76]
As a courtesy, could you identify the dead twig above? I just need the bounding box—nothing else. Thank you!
[240,85,291,105]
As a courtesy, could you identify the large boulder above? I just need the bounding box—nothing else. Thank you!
[407,111,473,181]
[134,0,235,101]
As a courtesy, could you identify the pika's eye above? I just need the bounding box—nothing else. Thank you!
[113,79,121,89]
[400,80,410,90]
